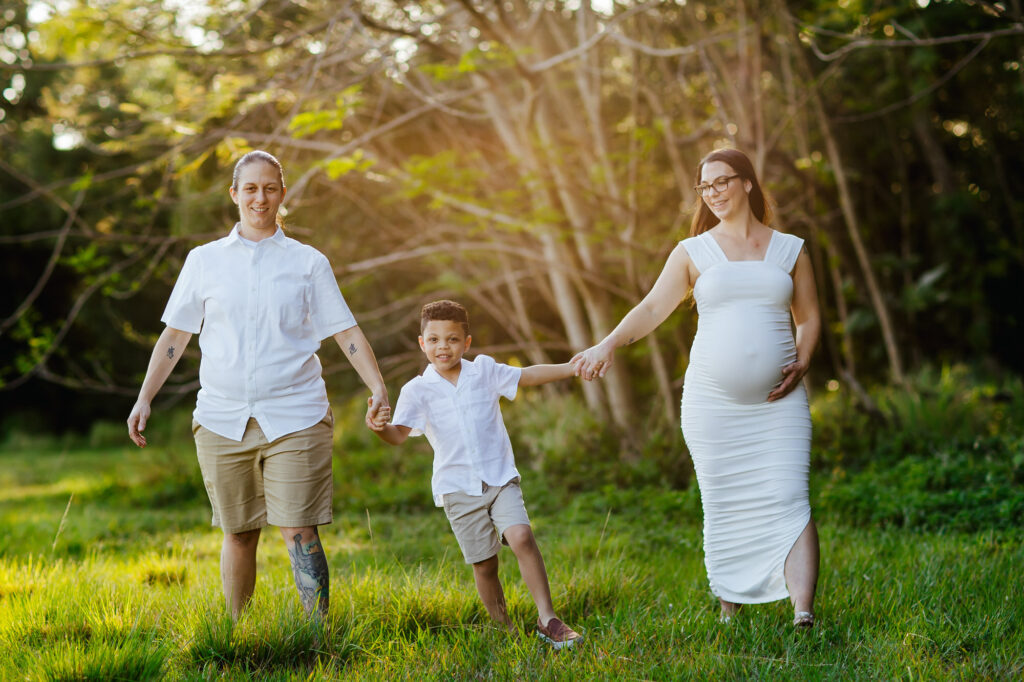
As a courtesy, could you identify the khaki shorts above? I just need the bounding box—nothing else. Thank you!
[442,478,531,564]
[193,411,334,534]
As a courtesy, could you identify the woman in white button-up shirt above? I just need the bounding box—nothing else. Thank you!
[127,151,389,621]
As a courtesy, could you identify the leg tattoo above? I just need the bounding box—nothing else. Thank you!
[287,531,330,618]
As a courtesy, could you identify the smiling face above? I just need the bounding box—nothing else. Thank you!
[419,319,472,381]
[230,160,286,237]
[700,160,751,222]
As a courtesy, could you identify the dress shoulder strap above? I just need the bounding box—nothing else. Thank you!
[680,233,723,274]
[767,232,805,273]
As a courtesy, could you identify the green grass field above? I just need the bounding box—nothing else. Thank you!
[1,396,1022,680]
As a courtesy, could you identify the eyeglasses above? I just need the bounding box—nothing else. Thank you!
[694,175,740,196]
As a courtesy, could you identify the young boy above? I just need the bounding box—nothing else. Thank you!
[368,300,583,648]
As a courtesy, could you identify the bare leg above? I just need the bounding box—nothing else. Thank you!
[280,526,330,619]
[719,599,742,620]
[472,554,512,628]
[503,524,557,626]
[221,528,261,620]
[784,519,820,615]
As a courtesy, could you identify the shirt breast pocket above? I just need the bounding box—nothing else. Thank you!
[428,399,462,434]
[462,388,500,425]
[269,274,310,334]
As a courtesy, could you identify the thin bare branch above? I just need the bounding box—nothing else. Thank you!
[36,365,199,397]
[0,190,84,337]
[525,1,659,72]
[1,243,152,392]
[606,26,749,58]
[0,18,339,71]
[835,37,992,123]
[338,240,635,302]
[801,22,1024,62]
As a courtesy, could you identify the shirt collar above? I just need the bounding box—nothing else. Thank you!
[228,222,286,247]
[422,357,478,384]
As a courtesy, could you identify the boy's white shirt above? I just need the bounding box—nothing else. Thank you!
[391,354,523,506]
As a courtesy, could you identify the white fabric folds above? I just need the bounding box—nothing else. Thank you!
[680,230,812,604]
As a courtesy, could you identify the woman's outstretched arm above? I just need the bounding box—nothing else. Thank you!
[128,326,193,447]
[572,243,695,380]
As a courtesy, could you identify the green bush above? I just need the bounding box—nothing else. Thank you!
[504,390,615,491]
[330,395,435,513]
[5,362,1020,536]
[504,390,692,493]
[816,433,1024,532]
[811,364,1024,471]
[322,388,697,514]
[328,364,1023,534]
[810,364,1024,532]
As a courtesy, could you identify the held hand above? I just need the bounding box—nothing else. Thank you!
[127,400,151,448]
[571,343,614,381]
[365,394,391,431]
[768,359,808,402]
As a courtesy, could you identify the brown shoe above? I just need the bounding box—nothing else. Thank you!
[536,617,582,649]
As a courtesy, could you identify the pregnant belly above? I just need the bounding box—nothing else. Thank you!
[694,314,794,404]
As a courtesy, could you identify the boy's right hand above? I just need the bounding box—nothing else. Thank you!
[365,396,391,431]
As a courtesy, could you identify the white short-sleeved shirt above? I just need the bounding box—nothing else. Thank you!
[391,354,523,506]
[161,224,357,442]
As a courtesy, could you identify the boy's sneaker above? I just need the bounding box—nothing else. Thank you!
[536,617,582,649]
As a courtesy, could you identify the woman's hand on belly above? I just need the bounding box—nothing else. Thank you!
[767,357,808,402]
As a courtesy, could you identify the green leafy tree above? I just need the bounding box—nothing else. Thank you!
[3,0,1022,438]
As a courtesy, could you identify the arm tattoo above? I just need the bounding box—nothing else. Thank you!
[628,337,635,345]
[348,343,358,356]
[166,346,175,359]
[287,531,329,618]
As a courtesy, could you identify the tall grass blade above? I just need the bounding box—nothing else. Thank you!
[51,493,73,552]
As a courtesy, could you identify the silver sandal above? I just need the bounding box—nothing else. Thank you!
[793,611,815,628]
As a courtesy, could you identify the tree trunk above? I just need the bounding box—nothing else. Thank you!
[453,40,612,419]
[779,2,906,384]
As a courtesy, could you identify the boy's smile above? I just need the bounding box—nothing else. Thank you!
[419,320,472,384]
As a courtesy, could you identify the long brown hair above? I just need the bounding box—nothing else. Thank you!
[689,148,773,236]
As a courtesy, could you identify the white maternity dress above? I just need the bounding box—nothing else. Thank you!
[680,230,812,604]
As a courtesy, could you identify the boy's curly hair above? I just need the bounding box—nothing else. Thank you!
[420,300,470,336]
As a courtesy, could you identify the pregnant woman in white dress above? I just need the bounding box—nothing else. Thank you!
[572,148,821,628]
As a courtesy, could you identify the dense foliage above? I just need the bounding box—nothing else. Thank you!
[2,0,1023,436]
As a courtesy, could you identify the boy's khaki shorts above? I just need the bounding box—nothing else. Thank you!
[442,478,531,564]
[193,411,334,534]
